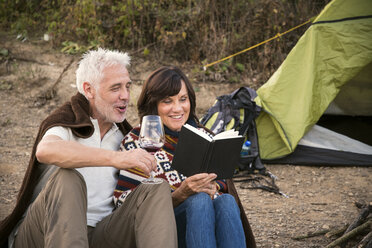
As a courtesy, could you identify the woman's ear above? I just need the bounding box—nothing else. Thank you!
[83,82,95,99]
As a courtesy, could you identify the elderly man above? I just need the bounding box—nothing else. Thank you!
[0,48,177,248]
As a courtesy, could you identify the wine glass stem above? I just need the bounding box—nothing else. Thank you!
[150,171,155,179]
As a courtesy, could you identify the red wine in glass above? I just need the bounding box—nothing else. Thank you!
[144,146,162,154]
[139,115,165,184]
[141,140,164,154]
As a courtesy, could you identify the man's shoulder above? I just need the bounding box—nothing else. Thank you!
[40,93,94,138]
[43,126,72,140]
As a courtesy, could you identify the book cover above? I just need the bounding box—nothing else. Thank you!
[171,124,244,179]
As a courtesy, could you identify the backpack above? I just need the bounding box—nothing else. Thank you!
[200,87,265,174]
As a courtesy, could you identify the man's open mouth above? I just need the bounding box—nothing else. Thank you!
[117,106,127,113]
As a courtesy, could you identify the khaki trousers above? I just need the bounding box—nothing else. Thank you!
[14,168,177,248]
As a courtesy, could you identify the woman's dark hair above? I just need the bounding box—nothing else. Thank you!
[137,66,198,123]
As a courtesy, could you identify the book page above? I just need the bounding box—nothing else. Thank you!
[214,129,242,140]
[183,123,212,141]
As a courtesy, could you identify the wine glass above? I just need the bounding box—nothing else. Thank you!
[139,115,165,184]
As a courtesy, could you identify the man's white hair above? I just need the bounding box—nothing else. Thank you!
[76,48,131,96]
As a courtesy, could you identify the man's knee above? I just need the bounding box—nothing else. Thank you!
[137,181,171,199]
[50,168,85,190]
[53,167,84,183]
[44,168,87,203]
[15,169,88,248]
[141,180,170,191]
[151,180,172,195]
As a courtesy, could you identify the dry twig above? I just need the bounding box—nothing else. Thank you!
[34,57,74,106]
[344,204,371,235]
[355,230,372,248]
[291,229,330,240]
[325,220,371,248]
[325,225,348,238]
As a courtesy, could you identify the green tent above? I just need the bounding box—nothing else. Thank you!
[254,0,372,165]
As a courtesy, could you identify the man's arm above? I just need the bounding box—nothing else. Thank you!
[36,135,156,175]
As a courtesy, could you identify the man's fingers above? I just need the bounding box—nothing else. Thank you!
[137,161,151,175]
[140,149,157,171]
[118,149,157,174]
[137,149,157,174]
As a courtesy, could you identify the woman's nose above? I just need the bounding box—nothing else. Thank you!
[172,101,182,112]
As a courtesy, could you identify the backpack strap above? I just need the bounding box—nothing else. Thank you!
[230,87,260,136]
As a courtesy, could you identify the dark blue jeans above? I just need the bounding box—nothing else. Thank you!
[174,192,246,248]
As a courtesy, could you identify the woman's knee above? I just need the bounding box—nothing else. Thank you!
[213,194,240,214]
[185,192,213,211]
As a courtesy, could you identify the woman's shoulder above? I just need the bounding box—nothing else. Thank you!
[130,125,141,133]
[122,125,141,144]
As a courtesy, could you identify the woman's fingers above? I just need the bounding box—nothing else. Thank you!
[182,173,217,193]
[175,174,218,204]
[200,182,217,195]
[188,173,217,184]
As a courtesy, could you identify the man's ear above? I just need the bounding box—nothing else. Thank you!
[83,82,95,99]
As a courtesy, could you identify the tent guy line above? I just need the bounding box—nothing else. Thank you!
[202,18,313,70]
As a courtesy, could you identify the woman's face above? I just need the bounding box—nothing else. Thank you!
[157,81,190,132]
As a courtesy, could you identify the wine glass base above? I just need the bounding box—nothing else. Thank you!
[142,178,164,184]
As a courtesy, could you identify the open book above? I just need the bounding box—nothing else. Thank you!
[171,124,244,179]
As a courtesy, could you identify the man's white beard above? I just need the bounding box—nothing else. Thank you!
[95,93,126,123]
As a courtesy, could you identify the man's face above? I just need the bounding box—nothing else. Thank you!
[90,64,131,124]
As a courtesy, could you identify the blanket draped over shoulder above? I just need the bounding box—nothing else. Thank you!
[0,93,132,246]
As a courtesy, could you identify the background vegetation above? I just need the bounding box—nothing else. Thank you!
[0,0,330,86]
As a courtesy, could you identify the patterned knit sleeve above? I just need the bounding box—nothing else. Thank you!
[216,179,227,193]
[113,128,145,208]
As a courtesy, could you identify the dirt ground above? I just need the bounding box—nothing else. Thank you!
[0,34,371,247]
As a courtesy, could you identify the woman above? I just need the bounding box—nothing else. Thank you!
[114,66,255,248]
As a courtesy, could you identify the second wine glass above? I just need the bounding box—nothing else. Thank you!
[139,115,164,184]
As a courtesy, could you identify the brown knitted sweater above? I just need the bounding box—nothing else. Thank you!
[0,93,132,247]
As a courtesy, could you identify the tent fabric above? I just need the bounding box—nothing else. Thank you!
[263,124,372,166]
[298,125,372,155]
[254,0,372,163]
[263,145,372,166]
[324,62,372,116]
